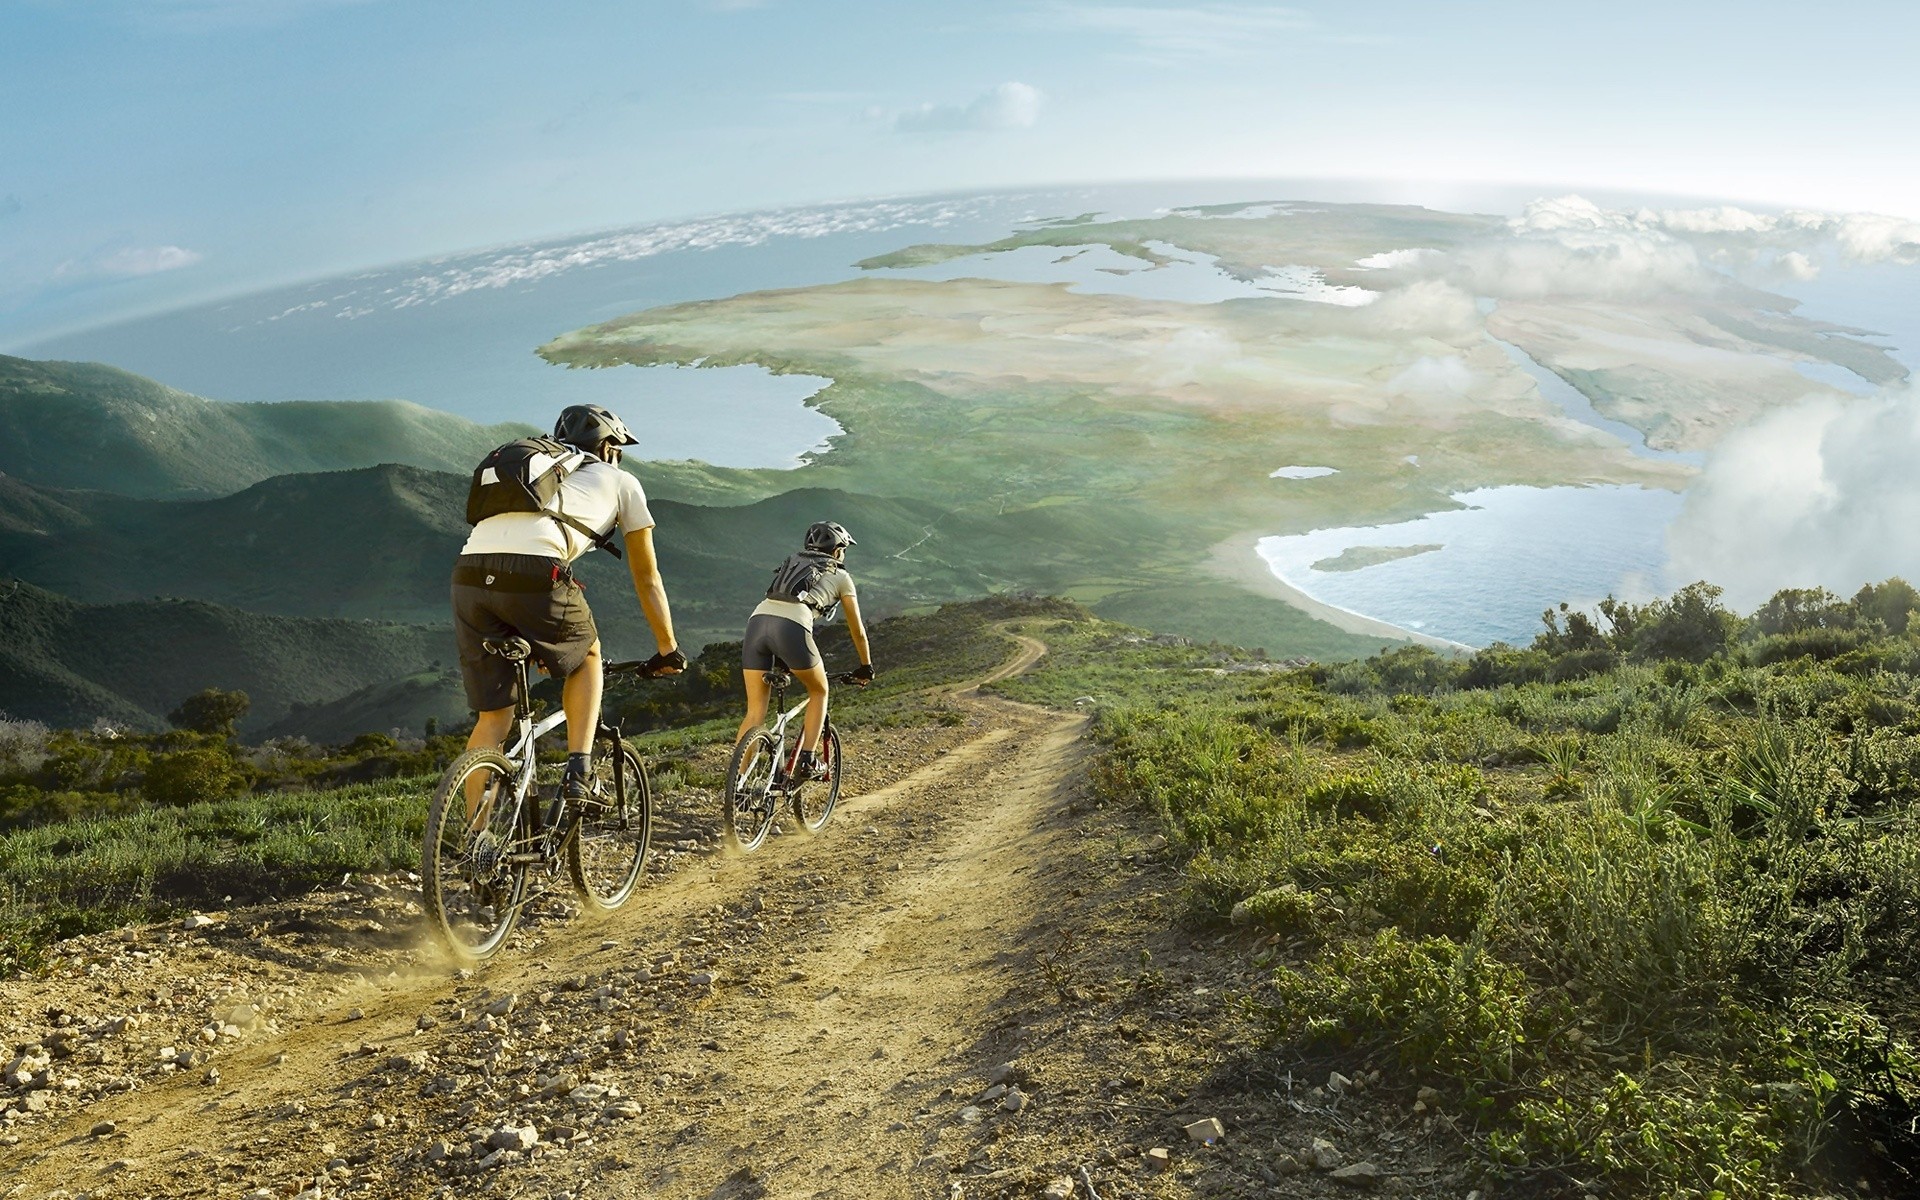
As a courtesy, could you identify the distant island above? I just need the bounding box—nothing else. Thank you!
[1310,543,1444,573]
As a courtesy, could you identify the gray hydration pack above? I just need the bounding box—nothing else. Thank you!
[766,550,843,618]
[465,436,622,559]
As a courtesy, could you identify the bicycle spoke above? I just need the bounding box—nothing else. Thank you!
[724,733,780,852]
[568,741,650,911]
[422,749,527,961]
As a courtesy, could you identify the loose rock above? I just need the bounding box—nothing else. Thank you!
[1330,1161,1382,1186]
[1185,1117,1225,1143]
[1308,1137,1343,1170]
[487,1124,537,1152]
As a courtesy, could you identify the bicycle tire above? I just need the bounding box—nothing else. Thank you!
[790,721,842,833]
[421,748,528,961]
[723,731,780,853]
[567,740,651,911]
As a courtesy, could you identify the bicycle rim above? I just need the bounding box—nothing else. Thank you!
[792,723,842,833]
[421,748,527,961]
[567,742,651,911]
[724,732,779,852]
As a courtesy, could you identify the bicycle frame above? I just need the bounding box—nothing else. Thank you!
[759,672,826,775]
[474,653,572,851]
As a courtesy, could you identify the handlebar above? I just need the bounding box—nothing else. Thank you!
[606,660,675,678]
[762,667,871,687]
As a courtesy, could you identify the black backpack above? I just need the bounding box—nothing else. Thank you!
[465,436,623,559]
[766,550,842,616]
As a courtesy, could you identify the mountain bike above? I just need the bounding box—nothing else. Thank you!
[722,666,862,852]
[421,637,657,961]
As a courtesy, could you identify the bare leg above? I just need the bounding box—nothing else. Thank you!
[562,640,604,756]
[735,669,771,746]
[794,664,830,752]
[465,706,515,822]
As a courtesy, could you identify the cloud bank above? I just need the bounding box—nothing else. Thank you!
[1668,384,1920,608]
[53,244,203,282]
[892,82,1043,134]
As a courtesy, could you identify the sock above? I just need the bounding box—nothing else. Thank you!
[567,751,592,779]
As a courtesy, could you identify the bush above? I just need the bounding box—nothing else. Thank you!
[1268,929,1533,1085]
[143,748,244,806]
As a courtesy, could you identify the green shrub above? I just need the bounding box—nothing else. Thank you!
[143,747,245,806]
[1268,929,1532,1085]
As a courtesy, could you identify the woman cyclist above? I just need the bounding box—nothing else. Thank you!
[735,521,873,780]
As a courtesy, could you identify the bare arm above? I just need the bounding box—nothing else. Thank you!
[624,527,678,657]
[841,592,871,667]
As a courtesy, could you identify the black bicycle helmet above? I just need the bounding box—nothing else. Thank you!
[554,404,639,454]
[804,521,856,552]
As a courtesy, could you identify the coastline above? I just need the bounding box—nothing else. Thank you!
[1202,532,1473,654]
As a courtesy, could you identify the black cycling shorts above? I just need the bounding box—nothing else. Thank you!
[451,553,598,711]
[740,612,819,672]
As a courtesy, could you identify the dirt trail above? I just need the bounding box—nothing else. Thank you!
[0,631,1103,1199]
[3,629,1474,1199]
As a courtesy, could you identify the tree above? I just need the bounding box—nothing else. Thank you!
[1632,582,1740,663]
[1749,587,1851,637]
[168,688,251,738]
[1853,578,1920,635]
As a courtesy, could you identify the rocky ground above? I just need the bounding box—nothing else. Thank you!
[1,636,1480,1199]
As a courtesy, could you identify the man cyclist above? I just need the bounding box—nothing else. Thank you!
[733,521,873,781]
[452,403,685,804]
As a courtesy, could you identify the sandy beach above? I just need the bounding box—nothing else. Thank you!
[1203,532,1471,654]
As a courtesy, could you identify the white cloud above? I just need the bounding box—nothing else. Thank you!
[1820,213,1920,264]
[1357,280,1478,335]
[1044,2,1316,61]
[1668,385,1920,609]
[53,244,203,281]
[1385,355,1477,401]
[1455,200,1717,300]
[1775,250,1821,282]
[892,82,1044,134]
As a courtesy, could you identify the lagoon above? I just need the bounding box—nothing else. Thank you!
[1257,485,1685,646]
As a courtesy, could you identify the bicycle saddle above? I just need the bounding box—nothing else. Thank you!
[483,636,533,661]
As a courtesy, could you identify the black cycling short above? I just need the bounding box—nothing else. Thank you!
[741,612,819,672]
[451,553,598,711]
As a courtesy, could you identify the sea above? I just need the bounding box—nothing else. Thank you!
[19,183,1920,646]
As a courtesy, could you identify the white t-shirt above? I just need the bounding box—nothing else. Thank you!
[460,460,655,562]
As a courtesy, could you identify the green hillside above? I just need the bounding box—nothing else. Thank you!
[0,354,535,498]
[0,581,450,735]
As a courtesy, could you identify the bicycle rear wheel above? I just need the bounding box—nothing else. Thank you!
[421,748,528,961]
[791,722,842,833]
[567,741,651,911]
[724,731,780,852]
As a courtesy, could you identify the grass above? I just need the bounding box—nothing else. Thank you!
[0,777,428,975]
[990,585,1920,1198]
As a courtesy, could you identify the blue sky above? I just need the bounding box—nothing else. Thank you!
[4,0,1918,343]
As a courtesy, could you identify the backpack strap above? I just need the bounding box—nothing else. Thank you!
[552,490,623,560]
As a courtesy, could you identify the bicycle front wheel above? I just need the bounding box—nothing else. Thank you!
[567,741,651,911]
[791,722,842,833]
[421,748,528,962]
[724,731,780,852]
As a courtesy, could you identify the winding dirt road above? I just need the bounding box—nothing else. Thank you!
[2,631,1118,1200]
